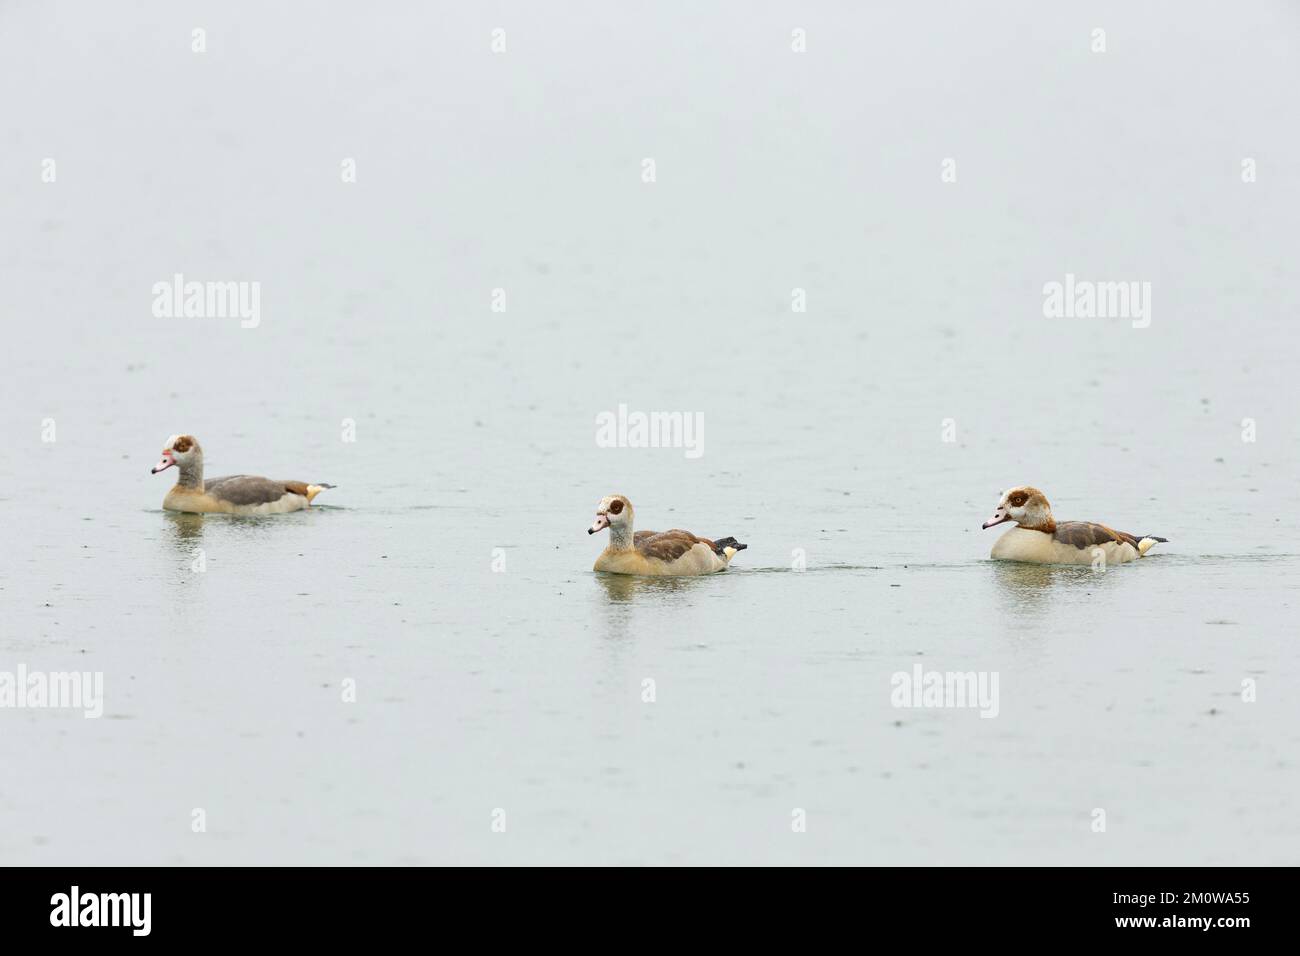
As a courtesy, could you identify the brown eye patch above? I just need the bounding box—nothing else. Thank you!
[1008,491,1028,507]
[608,499,624,515]
[173,436,194,452]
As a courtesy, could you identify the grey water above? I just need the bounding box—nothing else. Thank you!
[1,1,1297,865]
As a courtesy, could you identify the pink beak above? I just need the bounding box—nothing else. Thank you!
[588,513,610,535]
[151,451,175,474]
[982,507,1010,530]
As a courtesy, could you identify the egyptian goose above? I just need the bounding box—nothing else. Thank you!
[586,494,747,575]
[981,486,1166,565]
[151,434,333,515]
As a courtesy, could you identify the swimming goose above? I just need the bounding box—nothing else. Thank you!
[981,486,1166,565]
[587,494,746,575]
[151,434,333,515]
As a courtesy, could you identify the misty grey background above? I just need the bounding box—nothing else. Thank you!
[1,1,1297,865]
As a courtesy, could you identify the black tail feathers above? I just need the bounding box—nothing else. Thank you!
[1140,535,1168,543]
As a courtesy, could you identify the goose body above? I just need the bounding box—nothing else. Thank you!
[982,486,1166,566]
[587,495,746,576]
[152,435,332,515]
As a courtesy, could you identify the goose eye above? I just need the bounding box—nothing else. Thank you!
[609,500,624,515]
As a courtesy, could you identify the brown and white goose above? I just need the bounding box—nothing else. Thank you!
[151,434,333,515]
[587,494,746,576]
[981,486,1166,565]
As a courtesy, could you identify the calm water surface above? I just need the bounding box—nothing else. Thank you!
[1,2,1297,864]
